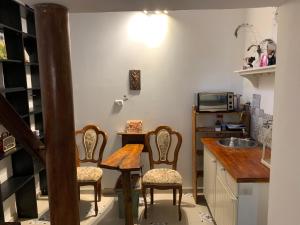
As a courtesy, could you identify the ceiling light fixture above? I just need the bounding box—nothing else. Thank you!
[142,10,168,15]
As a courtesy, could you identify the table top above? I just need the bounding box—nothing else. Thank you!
[117,131,147,135]
[100,144,144,171]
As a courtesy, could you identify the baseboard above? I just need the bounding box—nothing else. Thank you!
[36,186,200,196]
[102,187,195,195]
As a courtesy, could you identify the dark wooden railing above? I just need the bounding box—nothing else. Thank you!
[0,94,46,163]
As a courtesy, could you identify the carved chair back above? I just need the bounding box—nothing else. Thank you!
[75,124,107,167]
[145,126,182,170]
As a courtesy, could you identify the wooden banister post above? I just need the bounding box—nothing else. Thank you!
[34,4,80,225]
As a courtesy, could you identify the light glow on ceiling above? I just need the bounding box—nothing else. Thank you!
[128,12,169,48]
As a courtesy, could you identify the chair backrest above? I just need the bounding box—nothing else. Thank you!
[75,124,107,167]
[145,126,182,170]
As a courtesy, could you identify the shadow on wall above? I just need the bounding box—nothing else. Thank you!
[111,102,123,114]
[129,90,141,96]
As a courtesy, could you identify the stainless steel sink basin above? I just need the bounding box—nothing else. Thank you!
[218,137,258,148]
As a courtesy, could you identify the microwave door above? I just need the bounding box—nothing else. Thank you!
[199,94,228,111]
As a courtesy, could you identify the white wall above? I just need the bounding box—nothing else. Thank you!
[69,10,245,189]
[268,0,300,224]
[242,7,278,114]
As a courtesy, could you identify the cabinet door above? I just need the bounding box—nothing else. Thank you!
[215,175,237,225]
[204,147,217,217]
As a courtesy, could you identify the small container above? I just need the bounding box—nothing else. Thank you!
[215,120,221,132]
[260,54,268,67]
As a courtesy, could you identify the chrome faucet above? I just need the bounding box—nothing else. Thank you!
[229,137,237,147]
[242,128,248,137]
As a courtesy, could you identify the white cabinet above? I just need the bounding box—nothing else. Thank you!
[204,148,217,217]
[215,175,237,225]
[204,147,269,225]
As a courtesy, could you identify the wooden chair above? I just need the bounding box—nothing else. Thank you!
[75,124,107,216]
[142,126,183,220]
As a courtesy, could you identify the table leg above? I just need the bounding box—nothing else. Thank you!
[122,171,133,225]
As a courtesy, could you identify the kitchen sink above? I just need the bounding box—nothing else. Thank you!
[218,137,258,148]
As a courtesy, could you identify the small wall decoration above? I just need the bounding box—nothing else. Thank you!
[129,70,141,90]
[125,120,143,133]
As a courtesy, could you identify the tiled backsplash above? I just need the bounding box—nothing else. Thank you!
[250,94,273,145]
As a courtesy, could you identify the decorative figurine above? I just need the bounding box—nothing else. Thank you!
[234,23,277,68]
[243,56,256,69]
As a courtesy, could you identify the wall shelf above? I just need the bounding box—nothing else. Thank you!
[0,59,23,64]
[196,111,242,114]
[0,0,42,222]
[1,175,33,201]
[191,106,250,203]
[0,145,22,161]
[0,87,26,93]
[196,127,243,134]
[235,65,276,87]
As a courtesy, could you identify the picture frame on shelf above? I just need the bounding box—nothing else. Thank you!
[0,29,7,60]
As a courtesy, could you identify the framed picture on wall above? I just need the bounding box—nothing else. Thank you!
[129,70,141,90]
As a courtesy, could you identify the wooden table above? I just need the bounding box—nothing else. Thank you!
[100,144,144,225]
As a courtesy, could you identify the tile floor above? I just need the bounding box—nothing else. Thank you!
[20,188,213,225]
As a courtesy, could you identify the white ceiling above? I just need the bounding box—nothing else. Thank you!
[22,0,285,13]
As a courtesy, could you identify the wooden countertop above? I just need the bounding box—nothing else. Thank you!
[201,138,270,183]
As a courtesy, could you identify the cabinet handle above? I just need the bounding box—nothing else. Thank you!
[221,167,226,171]
[211,159,217,163]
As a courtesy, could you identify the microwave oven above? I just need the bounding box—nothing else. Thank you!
[197,92,234,112]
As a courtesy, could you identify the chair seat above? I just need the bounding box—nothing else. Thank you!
[142,168,182,185]
[77,167,103,182]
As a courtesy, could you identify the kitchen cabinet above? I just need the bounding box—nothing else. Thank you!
[203,147,217,217]
[204,147,269,225]
[215,173,237,225]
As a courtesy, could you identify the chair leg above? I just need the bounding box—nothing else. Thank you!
[97,181,101,202]
[178,186,182,221]
[150,188,154,205]
[173,188,176,205]
[142,186,147,219]
[78,185,80,200]
[94,184,98,216]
